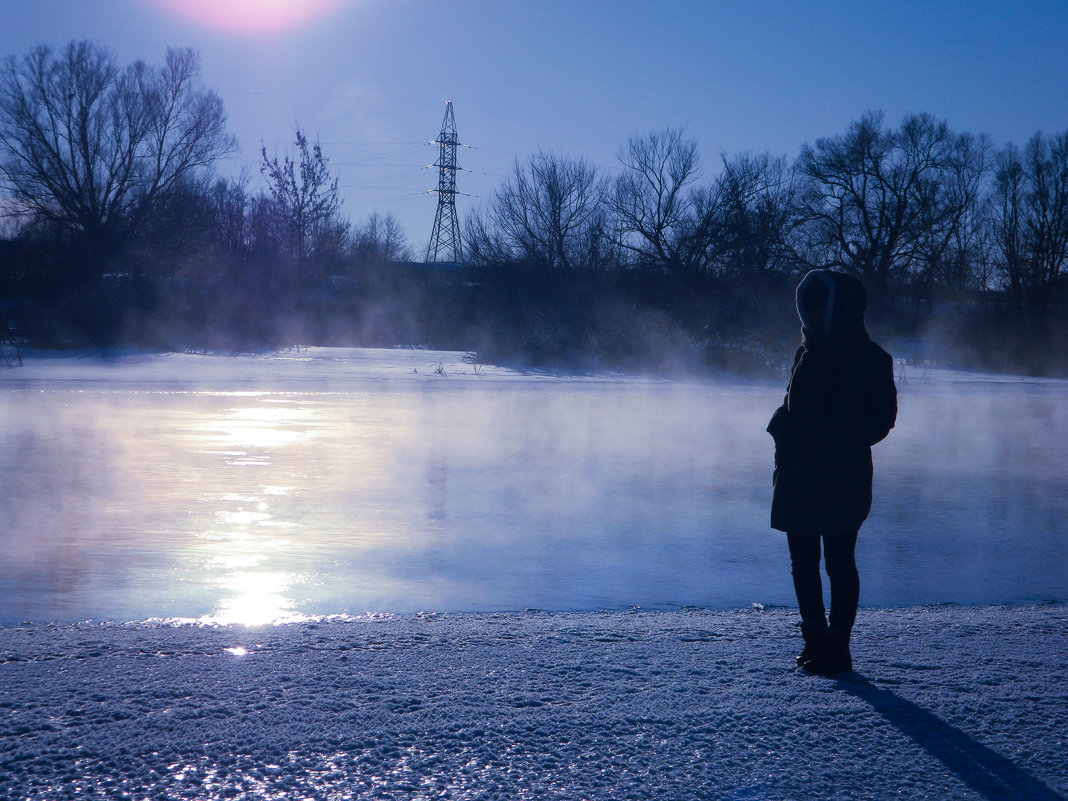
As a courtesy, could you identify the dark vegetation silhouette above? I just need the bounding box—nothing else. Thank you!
[1,41,1066,375]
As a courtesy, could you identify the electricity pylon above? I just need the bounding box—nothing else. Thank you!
[425,101,464,263]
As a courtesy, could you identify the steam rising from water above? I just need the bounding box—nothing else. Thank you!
[0,349,1065,624]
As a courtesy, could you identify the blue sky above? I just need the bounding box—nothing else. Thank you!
[2,0,1066,254]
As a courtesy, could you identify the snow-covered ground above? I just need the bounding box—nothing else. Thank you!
[2,604,1065,800]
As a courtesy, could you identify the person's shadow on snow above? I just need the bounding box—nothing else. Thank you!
[838,674,1065,801]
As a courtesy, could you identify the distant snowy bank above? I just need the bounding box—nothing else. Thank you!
[8,344,1068,386]
[3,604,1065,800]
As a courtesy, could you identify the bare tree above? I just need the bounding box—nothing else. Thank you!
[207,174,252,256]
[490,150,606,270]
[260,128,344,262]
[686,151,798,277]
[911,132,991,301]
[991,131,1068,309]
[0,41,235,257]
[1028,132,1068,300]
[354,211,412,263]
[795,111,970,298]
[608,128,699,271]
[245,193,285,261]
[462,204,510,267]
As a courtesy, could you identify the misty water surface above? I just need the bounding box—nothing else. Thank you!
[0,348,1065,624]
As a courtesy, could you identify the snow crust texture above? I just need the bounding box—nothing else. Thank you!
[2,605,1065,800]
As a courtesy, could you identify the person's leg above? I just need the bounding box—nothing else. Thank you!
[786,530,827,664]
[786,530,825,622]
[823,528,860,636]
[804,528,860,674]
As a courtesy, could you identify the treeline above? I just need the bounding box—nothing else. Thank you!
[0,41,419,351]
[462,118,1068,373]
[468,119,1068,308]
[1,41,1066,375]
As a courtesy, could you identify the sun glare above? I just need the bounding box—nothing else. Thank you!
[148,0,351,35]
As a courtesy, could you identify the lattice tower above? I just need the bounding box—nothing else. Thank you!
[426,101,464,263]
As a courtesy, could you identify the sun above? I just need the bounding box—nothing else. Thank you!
[148,0,352,35]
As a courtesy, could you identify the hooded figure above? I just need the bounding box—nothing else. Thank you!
[767,269,897,674]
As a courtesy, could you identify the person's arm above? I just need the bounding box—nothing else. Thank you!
[849,349,896,447]
[864,350,897,446]
[767,347,804,445]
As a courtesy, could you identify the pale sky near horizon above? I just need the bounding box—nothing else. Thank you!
[2,0,1066,255]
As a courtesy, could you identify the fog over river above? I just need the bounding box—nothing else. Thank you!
[1,348,1065,624]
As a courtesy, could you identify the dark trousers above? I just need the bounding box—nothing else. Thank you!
[786,528,860,634]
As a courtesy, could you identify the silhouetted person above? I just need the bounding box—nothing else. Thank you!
[767,270,897,675]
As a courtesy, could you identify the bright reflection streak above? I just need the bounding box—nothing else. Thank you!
[199,403,319,453]
[197,506,307,626]
[206,570,307,626]
[218,509,271,527]
[190,397,323,626]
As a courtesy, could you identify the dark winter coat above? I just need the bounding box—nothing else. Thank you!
[767,270,897,533]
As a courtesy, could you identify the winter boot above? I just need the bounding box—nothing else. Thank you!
[795,619,829,667]
[802,627,852,675]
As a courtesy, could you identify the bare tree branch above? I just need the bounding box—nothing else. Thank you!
[0,41,235,256]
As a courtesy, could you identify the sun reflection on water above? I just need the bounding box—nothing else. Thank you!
[206,570,308,626]
[195,501,309,626]
[195,400,320,463]
[190,397,322,626]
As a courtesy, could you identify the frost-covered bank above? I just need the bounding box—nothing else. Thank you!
[2,604,1065,800]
